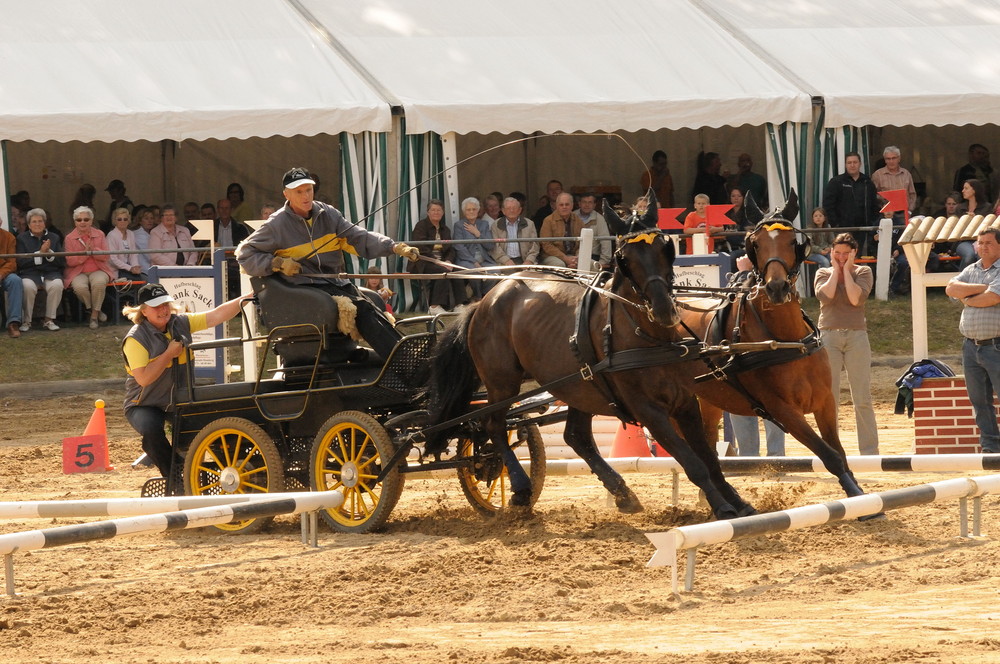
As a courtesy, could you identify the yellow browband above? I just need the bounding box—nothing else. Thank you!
[763,222,794,232]
[626,232,659,244]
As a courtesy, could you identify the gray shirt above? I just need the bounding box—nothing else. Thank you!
[955,260,1000,340]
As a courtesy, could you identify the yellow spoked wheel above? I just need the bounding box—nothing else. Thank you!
[457,424,545,515]
[183,417,284,535]
[309,411,403,533]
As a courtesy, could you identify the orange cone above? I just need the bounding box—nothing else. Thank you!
[608,423,651,458]
[83,399,114,471]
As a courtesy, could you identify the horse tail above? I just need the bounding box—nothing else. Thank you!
[424,305,481,454]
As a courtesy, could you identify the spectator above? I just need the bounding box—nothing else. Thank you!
[731,153,767,207]
[814,232,879,455]
[808,207,833,269]
[107,207,145,281]
[104,179,134,228]
[226,182,253,223]
[70,184,101,231]
[17,208,65,332]
[481,194,502,225]
[531,180,563,232]
[945,227,1000,453]
[133,208,156,275]
[821,152,880,255]
[724,186,753,270]
[871,146,917,214]
[64,206,115,329]
[214,198,249,248]
[953,143,996,203]
[452,197,497,300]
[122,284,252,477]
[540,192,582,269]
[956,179,993,270]
[1,221,24,337]
[490,197,539,267]
[150,205,197,266]
[691,151,728,205]
[409,199,468,315]
[684,193,731,253]
[576,193,612,270]
[182,202,201,226]
[9,190,30,234]
[259,203,277,219]
[640,150,674,208]
[200,202,216,220]
[932,192,963,265]
[363,266,394,315]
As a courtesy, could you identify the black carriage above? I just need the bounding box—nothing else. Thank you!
[146,275,549,534]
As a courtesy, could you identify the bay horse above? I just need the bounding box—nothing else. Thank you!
[678,192,865,499]
[424,197,756,520]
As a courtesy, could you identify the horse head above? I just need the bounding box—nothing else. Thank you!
[744,190,808,304]
[603,192,679,327]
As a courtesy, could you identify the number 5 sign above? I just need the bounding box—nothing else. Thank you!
[62,434,109,474]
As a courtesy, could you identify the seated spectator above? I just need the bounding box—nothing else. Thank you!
[640,150,674,208]
[150,205,198,266]
[17,208,65,331]
[684,193,729,253]
[724,186,752,270]
[808,207,834,269]
[259,203,277,219]
[489,197,539,266]
[364,266,394,315]
[453,196,497,300]
[182,201,201,226]
[955,179,992,269]
[481,194,502,225]
[200,202,216,220]
[226,182,254,223]
[107,207,146,281]
[10,190,30,234]
[931,192,962,263]
[531,180,563,232]
[409,199,468,314]
[1,222,23,337]
[539,192,582,269]
[64,206,116,328]
[133,208,156,275]
[576,193,612,270]
[70,184,101,231]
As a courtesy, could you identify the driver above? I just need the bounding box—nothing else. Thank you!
[236,167,419,359]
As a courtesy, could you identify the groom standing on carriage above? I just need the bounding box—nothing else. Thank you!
[236,167,420,360]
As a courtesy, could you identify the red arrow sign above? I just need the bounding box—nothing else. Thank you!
[879,188,910,224]
[657,208,686,230]
[706,204,734,227]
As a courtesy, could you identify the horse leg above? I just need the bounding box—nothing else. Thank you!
[640,410,739,520]
[562,408,642,513]
[771,402,865,498]
[671,398,757,517]
[483,406,535,507]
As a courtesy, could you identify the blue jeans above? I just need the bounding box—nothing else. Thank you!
[2,272,23,325]
[962,338,1000,452]
[730,414,786,456]
[125,406,179,477]
[956,241,977,269]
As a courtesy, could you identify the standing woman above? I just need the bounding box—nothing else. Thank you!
[64,206,115,328]
[107,207,146,280]
[814,233,879,455]
[409,199,468,314]
[16,208,65,331]
[122,284,252,477]
[452,196,497,301]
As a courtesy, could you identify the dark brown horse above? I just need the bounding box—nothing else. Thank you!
[424,198,756,519]
[678,193,864,498]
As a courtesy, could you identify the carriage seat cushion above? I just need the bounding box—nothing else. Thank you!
[174,378,286,405]
[251,275,341,333]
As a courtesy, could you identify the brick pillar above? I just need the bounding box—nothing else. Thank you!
[912,376,991,454]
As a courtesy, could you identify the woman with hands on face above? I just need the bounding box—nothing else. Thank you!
[814,233,879,455]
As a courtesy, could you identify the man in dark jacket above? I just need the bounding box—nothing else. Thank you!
[822,152,880,255]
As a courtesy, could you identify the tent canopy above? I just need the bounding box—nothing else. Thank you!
[301,0,814,135]
[701,0,1000,129]
[0,0,391,142]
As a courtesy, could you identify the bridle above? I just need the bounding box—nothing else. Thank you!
[747,221,807,282]
[613,230,675,322]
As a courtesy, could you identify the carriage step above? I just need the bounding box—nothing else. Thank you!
[140,477,168,498]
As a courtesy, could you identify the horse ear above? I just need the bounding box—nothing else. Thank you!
[780,189,799,222]
[662,233,676,264]
[639,190,659,229]
[604,199,630,236]
[744,191,764,226]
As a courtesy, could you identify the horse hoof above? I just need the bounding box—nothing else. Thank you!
[736,504,758,517]
[508,492,532,508]
[858,512,886,522]
[714,504,740,520]
[615,489,644,514]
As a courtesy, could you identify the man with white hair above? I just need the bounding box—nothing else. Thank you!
[871,145,917,213]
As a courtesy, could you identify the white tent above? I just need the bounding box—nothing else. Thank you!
[300,0,814,135]
[0,0,390,142]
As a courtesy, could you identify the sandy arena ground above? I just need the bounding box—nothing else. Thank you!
[1,387,999,663]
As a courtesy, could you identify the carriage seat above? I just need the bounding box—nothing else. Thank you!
[174,378,287,405]
[250,275,359,366]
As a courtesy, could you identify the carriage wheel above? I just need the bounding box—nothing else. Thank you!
[309,411,404,534]
[457,424,545,516]
[183,417,285,535]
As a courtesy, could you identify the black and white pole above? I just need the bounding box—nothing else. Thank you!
[646,474,1000,594]
[0,491,343,596]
